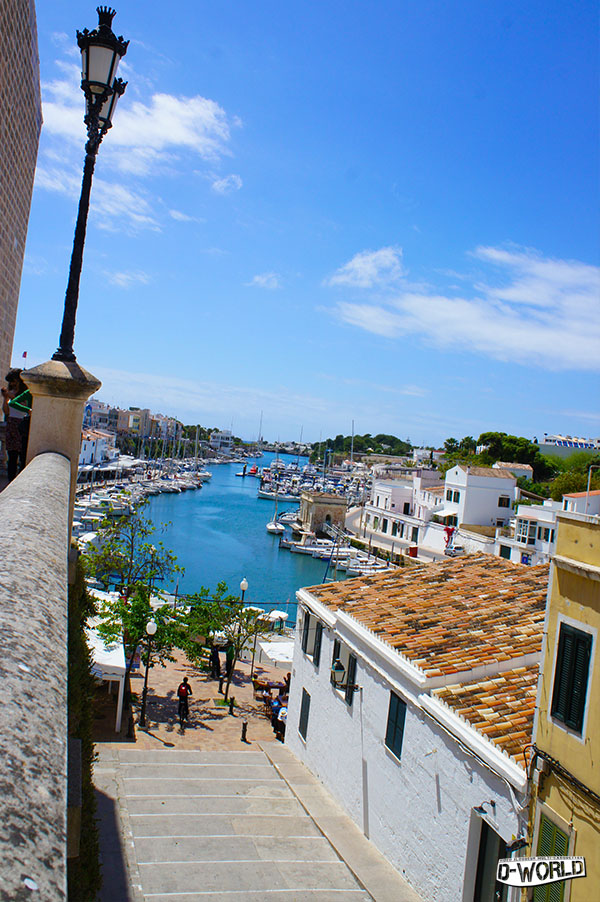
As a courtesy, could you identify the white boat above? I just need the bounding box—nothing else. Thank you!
[266,521,285,534]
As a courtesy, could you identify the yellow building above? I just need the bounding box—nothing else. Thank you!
[529,513,600,901]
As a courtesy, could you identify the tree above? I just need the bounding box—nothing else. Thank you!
[95,586,180,679]
[459,436,476,454]
[83,502,181,602]
[181,582,272,701]
[444,437,460,455]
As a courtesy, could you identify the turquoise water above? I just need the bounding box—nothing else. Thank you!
[146,452,339,623]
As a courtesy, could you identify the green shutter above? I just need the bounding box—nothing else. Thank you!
[301,612,310,653]
[568,632,592,731]
[298,688,310,739]
[533,815,568,902]
[345,654,357,705]
[313,621,323,667]
[385,692,407,759]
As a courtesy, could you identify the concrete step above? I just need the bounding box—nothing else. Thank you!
[133,834,339,864]
[120,762,277,781]
[126,794,304,817]
[129,814,323,839]
[117,749,268,765]
[144,892,371,902]
[137,859,365,896]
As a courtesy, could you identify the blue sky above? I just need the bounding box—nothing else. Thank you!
[14,0,600,445]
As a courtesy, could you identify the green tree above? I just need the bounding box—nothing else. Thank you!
[181,582,272,701]
[444,437,460,454]
[95,586,181,679]
[83,502,181,602]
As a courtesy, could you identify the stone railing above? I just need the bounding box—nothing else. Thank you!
[0,452,71,899]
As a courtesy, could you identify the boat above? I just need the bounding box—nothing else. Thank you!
[266,493,285,534]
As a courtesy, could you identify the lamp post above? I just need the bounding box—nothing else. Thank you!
[240,577,248,603]
[139,619,157,728]
[52,7,129,363]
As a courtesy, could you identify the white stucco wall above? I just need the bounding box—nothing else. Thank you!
[286,607,526,902]
[445,467,516,527]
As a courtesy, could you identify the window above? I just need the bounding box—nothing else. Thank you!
[301,610,323,666]
[499,545,511,560]
[403,502,410,514]
[385,692,407,759]
[446,488,453,501]
[498,496,510,508]
[373,516,379,530]
[533,815,569,902]
[376,495,380,507]
[331,640,358,707]
[298,688,310,740]
[382,518,388,533]
[453,490,460,503]
[391,522,398,537]
[411,526,419,542]
[516,519,537,545]
[551,623,592,733]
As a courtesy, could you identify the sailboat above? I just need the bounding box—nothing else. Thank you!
[266,492,285,534]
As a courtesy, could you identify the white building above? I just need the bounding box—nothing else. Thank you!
[441,465,517,528]
[287,556,548,902]
[492,461,534,480]
[561,488,600,516]
[496,499,562,566]
[78,429,117,466]
[209,429,234,453]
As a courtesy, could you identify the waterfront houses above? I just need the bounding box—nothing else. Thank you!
[528,513,600,901]
[287,556,548,902]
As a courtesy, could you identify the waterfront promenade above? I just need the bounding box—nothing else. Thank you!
[94,654,421,901]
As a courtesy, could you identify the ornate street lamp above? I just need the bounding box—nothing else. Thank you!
[240,578,248,603]
[53,7,129,363]
[330,658,346,688]
[139,619,157,728]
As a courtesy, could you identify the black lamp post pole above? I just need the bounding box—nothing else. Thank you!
[53,117,105,363]
[139,635,153,728]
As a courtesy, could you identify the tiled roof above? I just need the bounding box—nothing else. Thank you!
[433,665,539,763]
[427,486,444,495]
[304,555,547,679]
[494,461,534,471]
[458,466,516,480]
[563,490,600,498]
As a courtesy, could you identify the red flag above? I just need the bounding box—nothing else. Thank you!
[22,351,27,359]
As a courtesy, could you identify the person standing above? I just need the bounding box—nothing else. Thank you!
[2,370,31,481]
[177,676,192,722]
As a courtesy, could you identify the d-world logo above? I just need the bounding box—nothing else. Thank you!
[496,857,586,888]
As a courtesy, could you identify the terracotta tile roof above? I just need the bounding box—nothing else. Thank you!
[433,665,539,763]
[494,461,534,471]
[563,490,600,498]
[304,555,547,679]
[427,486,445,495]
[458,466,516,480]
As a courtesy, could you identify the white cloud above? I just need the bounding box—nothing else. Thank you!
[107,270,150,289]
[327,246,404,288]
[211,174,243,194]
[333,245,600,372]
[169,209,197,222]
[247,272,281,290]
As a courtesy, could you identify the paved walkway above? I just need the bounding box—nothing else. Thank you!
[95,744,420,902]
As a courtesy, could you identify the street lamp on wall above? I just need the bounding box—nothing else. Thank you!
[330,659,345,688]
[53,7,129,363]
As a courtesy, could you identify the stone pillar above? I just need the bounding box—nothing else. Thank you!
[21,359,101,532]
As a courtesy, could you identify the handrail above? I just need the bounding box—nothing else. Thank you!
[0,452,70,899]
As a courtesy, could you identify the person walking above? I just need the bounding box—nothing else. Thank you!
[177,676,192,724]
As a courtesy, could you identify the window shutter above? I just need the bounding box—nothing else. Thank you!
[301,612,310,653]
[313,621,323,667]
[551,626,575,723]
[298,688,310,740]
[385,692,407,759]
[385,694,398,750]
[345,654,357,705]
[534,815,568,902]
[568,632,592,731]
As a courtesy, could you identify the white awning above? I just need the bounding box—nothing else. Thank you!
[433,508,457,519]
[257,639,294,668]
[86,620,126,733]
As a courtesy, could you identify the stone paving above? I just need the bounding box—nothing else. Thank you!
[94,650,422,902]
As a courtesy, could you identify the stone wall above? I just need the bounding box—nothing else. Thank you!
[0,0,42,380]
[0,453,70,899]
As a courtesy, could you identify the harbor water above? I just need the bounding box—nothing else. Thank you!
[146,452,341,623]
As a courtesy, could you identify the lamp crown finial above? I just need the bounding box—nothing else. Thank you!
[96,6,117,29]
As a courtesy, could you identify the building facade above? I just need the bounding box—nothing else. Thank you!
[528,514,600,902]
[0,0,42,380]
[287,557,549,902]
